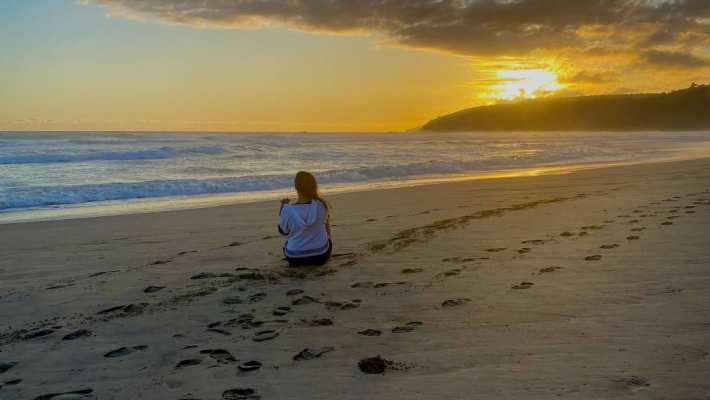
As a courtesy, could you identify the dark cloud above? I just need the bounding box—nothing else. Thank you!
[640,49,709,68]
[85,0,710,57]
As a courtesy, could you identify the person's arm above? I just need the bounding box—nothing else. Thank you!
[325,213,332,238]
[278,198,291,235]
[279,198,290,215]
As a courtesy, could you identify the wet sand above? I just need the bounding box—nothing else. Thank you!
[1,157,710,399]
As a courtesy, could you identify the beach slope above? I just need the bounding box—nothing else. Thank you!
[2,158,710,399]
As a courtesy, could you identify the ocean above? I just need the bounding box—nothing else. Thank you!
[1,131,709,223]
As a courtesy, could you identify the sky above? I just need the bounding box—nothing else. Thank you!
[1,0,708,132]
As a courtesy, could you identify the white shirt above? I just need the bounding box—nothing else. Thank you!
[278,200,330,258]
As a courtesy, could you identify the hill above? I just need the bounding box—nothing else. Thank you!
[420,84,710,132]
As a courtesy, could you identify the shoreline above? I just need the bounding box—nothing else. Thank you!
[3,152,710,226]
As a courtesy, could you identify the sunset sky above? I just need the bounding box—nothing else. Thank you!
[1,0,708,132]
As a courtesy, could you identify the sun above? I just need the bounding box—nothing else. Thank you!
[491,68,562,100]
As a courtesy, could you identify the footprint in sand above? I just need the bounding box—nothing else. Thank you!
[292,296,318,306]
[538,266,561,274]
[585,255,603,261]
[521,239,546,245]
[391,322,422,333]
[611,376,650,390]
[223,297,243,305]
[62,329,92,341]
[273,306,292,316]
[104,345,148,358]
[391,326,415,333]
[222,388,260,400]
[600,244,620,249]
[206,328,231,336]
[512,282,534,290]
[357,329,382,336]
[253,330,279,342]
[581,225,605,231]
[143,285,165,293]
[293,347,335,361]
[0,362,17,374]
[302,318,333,327]
[96,303,147,318]
[627,235,641,240]
[175,359,202,369]
[32,389,94,400]
[22,328,56,340]
[351,282,374,288]
[517,248,532,254]
[442,298,471,307]
[200,349,237,363]
[286,289,304,296]
[401,268,424,274]
[325,301,360,311]
[485,247,508,252]
[630,227,646,232]
[661,221,673,226]
[249,292,267,303]
[238,361,262,372]
[373,282,406,288]
[560,231,576,237]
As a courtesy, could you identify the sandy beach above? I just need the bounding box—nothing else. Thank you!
[2,156,710,400]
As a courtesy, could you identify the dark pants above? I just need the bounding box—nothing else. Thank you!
[286,240,332,267]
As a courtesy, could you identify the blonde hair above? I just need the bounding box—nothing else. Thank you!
[294,171,329,212]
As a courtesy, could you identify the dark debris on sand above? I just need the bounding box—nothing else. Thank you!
[358,356,412,374]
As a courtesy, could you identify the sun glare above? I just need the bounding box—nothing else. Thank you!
[492,68,562,100]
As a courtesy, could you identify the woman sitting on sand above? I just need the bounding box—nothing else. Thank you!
[278,171,332,266]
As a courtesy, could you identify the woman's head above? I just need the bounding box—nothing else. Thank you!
[294,171,318,198]
[294,171,329,211]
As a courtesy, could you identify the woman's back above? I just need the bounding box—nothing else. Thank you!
[279,199,329,258]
